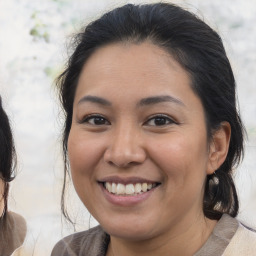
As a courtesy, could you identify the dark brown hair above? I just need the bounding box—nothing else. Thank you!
[0,96,16,226]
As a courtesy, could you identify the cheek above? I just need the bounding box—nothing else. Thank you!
[148,134,209,213]
[67,130,104,180]
[147,132,209,184]
[67,130,106,210]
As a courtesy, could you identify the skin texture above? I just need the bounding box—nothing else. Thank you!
[68,42,231,256]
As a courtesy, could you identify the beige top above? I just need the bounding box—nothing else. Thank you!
[223,222,256,256]
[51,214,256,256]
[0,212,27,256]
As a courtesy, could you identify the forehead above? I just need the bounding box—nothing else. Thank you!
[75,42,194,101]
[81,41,183,79]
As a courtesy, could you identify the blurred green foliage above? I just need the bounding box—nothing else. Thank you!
[29,11,50,42]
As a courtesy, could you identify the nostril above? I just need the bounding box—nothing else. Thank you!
[106,159,143,168]
[106,159,137,168]
[103,138,147,167]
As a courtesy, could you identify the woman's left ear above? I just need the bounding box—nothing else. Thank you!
[207,121,231,175]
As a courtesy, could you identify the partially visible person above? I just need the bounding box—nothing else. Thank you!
[0,96,27,256]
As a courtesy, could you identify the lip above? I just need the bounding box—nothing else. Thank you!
[99,182,159,207]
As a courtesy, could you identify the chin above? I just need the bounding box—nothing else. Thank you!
[99,218,156,241]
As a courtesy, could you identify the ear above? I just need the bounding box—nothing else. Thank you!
[207,121,231,175]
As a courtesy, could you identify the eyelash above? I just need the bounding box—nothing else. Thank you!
[144,114,177,126]
[80,114,110,125]
[80,114,177,127]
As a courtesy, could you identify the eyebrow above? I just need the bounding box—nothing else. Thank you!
[77,95,185,108]
[78,95,111,106]
[138,95,185,107]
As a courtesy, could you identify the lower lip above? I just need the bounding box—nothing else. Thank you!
[99,183,157,207]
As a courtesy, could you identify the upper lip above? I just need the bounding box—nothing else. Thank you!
[98,176,161,185]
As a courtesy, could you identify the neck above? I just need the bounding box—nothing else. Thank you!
[107,214,217,256]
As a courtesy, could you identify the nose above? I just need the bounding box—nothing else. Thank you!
[104,125,146,168]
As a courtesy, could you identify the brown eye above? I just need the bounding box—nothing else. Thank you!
[146,115,175,126]
[83,115,110,125]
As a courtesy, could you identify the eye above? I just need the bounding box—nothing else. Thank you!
[81,115,110,125]
[145,115,176,126]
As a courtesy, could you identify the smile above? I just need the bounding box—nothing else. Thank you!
[99,178,161,206]
[103,182,159,196]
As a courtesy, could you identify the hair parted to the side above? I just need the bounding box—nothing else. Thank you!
[57,3,245,224]
[0,96,16,222]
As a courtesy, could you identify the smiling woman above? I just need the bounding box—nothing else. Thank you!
[51,3,256,256]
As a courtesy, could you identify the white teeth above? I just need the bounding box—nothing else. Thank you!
[142,183,147,192]
[134,183,142,193]
[116,183,125,195]
[104,182,158,195]
[106,182,112,192]
[125,184,135,194]
[112,183,117,193]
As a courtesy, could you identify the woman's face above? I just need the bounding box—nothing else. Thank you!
[68,42,216,240]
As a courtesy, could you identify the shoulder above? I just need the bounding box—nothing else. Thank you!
[7,211,27,230]
[51,225,109,256]
[7,211,27,244]
[223,220,256,256]
[0,211,27,256]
